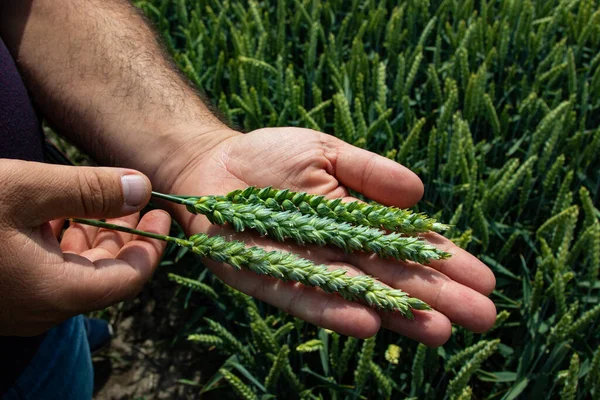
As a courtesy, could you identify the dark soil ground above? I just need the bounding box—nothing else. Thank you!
[92,268,224,400]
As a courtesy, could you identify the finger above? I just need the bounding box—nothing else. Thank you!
[210,259,381,338]
[59,210,171,312]
[300,190,495,296]
[198,226,380,338]
[422,233,496,295]
[60,221,99,253]
[79,214,139,262]
[49,219,65,239]
[186,219,447,340]
[380,309,452,347]
[0,159,151,226]
[114,210,170,280]
[324,135,424,207]
[351,253,497,333]
[324,260,452,345]
[308,194,496,302]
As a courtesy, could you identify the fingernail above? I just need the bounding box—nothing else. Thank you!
[121,174,149,207]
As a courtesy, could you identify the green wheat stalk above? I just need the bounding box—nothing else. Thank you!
[354,336,377,390]
[220,368,259,400]
[560,353,580,400]
[71,218,431,318]
[369,360,393,398]
[152,191,449,264]
[221,186,448,234]
[167,273,218,300]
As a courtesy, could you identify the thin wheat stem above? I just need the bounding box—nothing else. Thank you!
[148,190,450,264]
[70,218,181,244]
[151,191,195,205]
[70,218,429,317]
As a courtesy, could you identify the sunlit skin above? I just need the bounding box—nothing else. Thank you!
[0,160,171,336]
[149,127,496,346]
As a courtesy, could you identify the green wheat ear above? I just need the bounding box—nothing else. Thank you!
[153,191,450,265]
[219,368,259,400]
[354,336,377,390]
[446,339,500,399]
[208,197,447,264]
[560,353,580,400]
[186,233,431,317]
[228,186,449,234]
[72,218,431,318]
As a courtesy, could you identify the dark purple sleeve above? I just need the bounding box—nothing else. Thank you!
[0,36,44,161]
[0,35,47,394]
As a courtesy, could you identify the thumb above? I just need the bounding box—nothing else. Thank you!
[1,159,151,226]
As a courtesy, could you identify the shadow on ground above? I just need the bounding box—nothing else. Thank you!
[92,262,227,400]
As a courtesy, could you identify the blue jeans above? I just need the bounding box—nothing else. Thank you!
[2,316,93,400]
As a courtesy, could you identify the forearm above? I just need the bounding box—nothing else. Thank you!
[0,0,237,191]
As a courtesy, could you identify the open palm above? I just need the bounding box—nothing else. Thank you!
[165,127,496,346]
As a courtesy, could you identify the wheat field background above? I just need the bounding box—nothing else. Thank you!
[87,0,600,398]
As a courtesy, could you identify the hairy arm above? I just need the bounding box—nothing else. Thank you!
[0,0,237,191]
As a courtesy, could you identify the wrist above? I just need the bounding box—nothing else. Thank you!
[148,125,242,194]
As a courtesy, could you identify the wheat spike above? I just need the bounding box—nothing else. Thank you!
[220,369,259,400]
[560,353,580,400]
[370,361,393,399]
[337,336,358,380]
[187,334,223,347]
[410,343,427,397]
[354,336,377,390]
[264,345,289,392]
[296,339,324,353]
[184,233,430,316]
[205,318,254,365]
[585,347,600,395]
[167,273,218,300]
[226,187,449,234]
[447,340,500,399]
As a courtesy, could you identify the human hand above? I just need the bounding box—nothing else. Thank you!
[0,159,170,336]
[159,128,496,346]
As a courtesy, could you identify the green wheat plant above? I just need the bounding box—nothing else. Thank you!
[224,186,448,233]
[151,190,450,264]
[296,339,324,353]
[219,368,259,400]
[446,339,500,399]
[72,217,431,318]
[560,353,580,400]
[167,273,218,300]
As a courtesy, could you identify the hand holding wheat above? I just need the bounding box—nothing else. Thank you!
[0,159,170,336]
[152,127,497,346]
